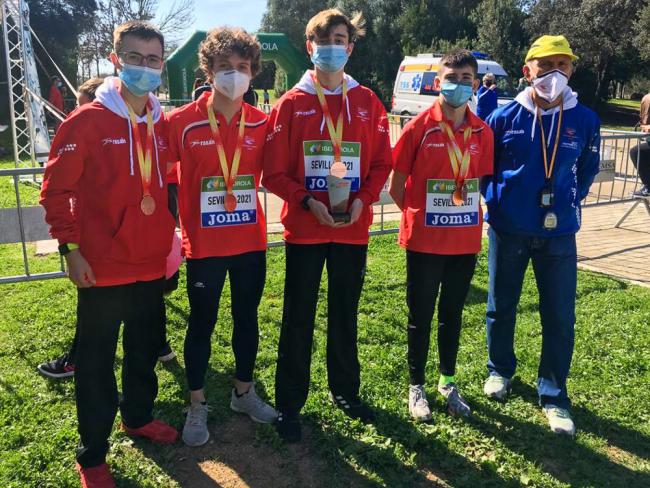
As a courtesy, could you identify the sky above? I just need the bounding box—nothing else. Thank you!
[158,0,268,37]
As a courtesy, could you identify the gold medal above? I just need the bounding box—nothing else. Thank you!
[140,195,156,216]
[224,193,237,213]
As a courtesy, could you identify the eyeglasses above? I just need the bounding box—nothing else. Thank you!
[118,51,163,69]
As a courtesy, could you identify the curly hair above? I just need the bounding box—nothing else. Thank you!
[199,27,261,81]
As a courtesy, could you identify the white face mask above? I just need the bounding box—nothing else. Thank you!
[532,69,569,102]
[213,70,250,101]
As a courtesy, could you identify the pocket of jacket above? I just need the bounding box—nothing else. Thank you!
[109,204,175,264]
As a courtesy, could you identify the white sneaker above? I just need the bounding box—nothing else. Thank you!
[483,374,511,400]
[408,385,432,422]
[438,383,471,417]
[230,383,278,423]
[182,402,210,447]
[543,405,576,436]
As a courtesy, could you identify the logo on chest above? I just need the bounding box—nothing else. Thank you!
[190,139,216,148]
[101,137,127,146]
[243,135,257,151]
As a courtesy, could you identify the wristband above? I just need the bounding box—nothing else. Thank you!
[58,243,79,256]
[301,194,314,210]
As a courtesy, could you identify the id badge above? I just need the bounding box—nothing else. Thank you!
[539,182,554,208]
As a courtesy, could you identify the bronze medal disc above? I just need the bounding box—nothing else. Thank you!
[140,195,156,216]
[224,193,237,213]
[330,160,347,178]
[461,182,469,203]
[451,187,465,206]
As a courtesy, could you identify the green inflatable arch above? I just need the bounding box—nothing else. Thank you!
[166,32,309,102]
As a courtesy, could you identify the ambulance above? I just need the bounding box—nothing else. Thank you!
[391,52,513,115]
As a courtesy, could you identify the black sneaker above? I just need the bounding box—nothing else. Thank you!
[329,392,376,423]
[158,341,176,363]
[632,185,650,198]
[37,354,75,379]
[275,410,301,443]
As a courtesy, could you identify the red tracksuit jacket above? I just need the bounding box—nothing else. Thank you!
[40,77,174,286]
[262,71,392,245]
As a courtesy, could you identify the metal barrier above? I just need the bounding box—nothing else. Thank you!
[0,166,66,284]
[583,129,646,206]
[0,167,399,284]
[2,126,645,285]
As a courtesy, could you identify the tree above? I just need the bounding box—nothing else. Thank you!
[78,0,195,78]
[525,0,645,106]
[470,0,529,76]
[27,0,97,90]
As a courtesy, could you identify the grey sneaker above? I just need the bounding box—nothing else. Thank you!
[483,374,511,401]
[182,402,210,447]
[438,383,471,417]
[408,385,432,422]
[230,384,278,423]
[543,405,576,436]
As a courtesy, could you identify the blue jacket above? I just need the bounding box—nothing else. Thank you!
[481,87,600,237]
[477,85,498,121]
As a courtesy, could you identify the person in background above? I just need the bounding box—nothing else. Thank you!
[481,35,600,436]
[49,76,64,113]
[629,91,650,197]
[263,8,392,443]
[476,72,498,121]
[243,84,258,107]
[263,88,270,105]
[76,77,104,106]
[40,21,178,487]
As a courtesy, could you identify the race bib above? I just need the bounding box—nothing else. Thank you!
[200,174,257,228]
[425,178,479,227]
[303,140,361,192]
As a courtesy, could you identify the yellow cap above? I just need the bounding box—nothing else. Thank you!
[525,35,578,62]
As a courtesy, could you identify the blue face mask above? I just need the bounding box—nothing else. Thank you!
[119,64,162,97]
[440,81,474,108]
[310,44,349,73]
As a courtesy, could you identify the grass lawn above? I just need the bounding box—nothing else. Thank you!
[607,99,641,111]
[0,233,649,487]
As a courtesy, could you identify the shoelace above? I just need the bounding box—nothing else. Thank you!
[411,387,429,408]
[547,407,571,419]
[443,386,470,413]
[187,404,209,426]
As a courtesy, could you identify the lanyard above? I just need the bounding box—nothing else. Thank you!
[125,102,154,197]
[439,121,472,184]
[206,95,246,196]
[536,100,564,182]
[312,74,348,171]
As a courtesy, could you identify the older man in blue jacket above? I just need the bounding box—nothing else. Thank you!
[481,35,600,435]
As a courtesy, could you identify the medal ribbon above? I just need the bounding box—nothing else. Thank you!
[125,102,154,197]
[439,121,472,188]
[536,99,564,181]
[206,95,246,197]
[312,73,348,169]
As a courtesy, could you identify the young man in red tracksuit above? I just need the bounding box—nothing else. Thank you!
[263,9,392,442]
[40,21,177,488]
[167,27,277,448]
[390,50,493,422]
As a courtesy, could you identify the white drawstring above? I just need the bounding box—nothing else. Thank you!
[153,131,163,188]
[127,118,134,175]
[318,96,352,134]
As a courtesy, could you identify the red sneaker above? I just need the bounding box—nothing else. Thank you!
[121,419,178,444]
[76,462,115,488]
